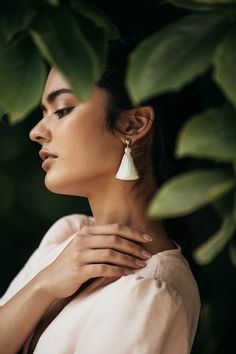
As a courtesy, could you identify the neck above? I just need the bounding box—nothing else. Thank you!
[87,175,175,255]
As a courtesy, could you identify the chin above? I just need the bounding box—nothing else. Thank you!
[44,173,87,197]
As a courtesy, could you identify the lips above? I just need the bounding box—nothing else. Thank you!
[39,149,58,161]
[39,149,58,171]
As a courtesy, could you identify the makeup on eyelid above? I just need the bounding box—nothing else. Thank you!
[54,107,75,118]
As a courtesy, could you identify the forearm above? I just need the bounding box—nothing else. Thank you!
[0,271,55,354]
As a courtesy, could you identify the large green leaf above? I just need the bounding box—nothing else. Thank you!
[45,0,59,5]
[193,0,236,4]
[193,211,235,265]
[71,14,108,77]
[175,103,236,162]
[71,0,120,40]
[29,5,100,101]
[0,37,46,124]
[0,8,36,43]
[168,0,214,10]
[126,12,232,104]
[168,0,236,11]
[147,169,236,218]
[212,23,236,108]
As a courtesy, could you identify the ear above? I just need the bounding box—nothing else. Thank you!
[115,106,155,144]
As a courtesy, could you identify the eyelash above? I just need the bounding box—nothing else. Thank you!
[54,107,74,119]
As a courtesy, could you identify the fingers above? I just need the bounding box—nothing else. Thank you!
[78,248,147,269]
[78,223,153,243]
[81,235,152,260]
[83,263,134,278]
[69,223,154,282]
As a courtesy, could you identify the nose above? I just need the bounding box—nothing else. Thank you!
[29,119,51,144]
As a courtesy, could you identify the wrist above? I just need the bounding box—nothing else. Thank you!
[32,269,57,304]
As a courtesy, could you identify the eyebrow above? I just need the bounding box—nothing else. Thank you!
[40,88,73,112]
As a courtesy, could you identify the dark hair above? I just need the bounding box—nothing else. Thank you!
[95,38,185,246]
[96,38,166,186]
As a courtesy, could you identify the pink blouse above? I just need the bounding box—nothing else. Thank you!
[0,213,201,354]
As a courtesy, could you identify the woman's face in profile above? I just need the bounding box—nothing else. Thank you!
[29,67,122,197]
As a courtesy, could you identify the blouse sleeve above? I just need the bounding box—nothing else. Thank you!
[75,276,192,354]
[0,213,89,307]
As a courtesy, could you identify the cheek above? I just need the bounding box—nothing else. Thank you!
[77,114,120,163]
[46,116,122,190]
[68,128,119,173]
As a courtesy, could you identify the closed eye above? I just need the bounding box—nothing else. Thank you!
[54,107,75,119]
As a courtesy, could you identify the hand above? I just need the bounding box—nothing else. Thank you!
[37,223,153,300]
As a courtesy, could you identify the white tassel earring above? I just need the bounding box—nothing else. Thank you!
[115,138,140,180]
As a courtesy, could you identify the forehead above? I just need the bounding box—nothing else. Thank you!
[41,67,109,108]
[42,67,71,98]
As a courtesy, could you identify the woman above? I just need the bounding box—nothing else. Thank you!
[0,39,201,354]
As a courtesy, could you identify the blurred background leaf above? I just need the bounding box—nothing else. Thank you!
[175,102,236,162]
[148,168,236,217]
[0,37,46,124]
[212,22,236,108]
[126,11,233,104]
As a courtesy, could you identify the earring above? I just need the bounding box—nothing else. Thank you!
[115,138,140,180]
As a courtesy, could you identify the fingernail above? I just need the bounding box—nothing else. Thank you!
[143,234,153,241]
[141,250,152,258]
[135,259,146,266]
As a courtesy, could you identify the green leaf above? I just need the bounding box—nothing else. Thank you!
[193,0,236,4]
[126,12,232,104]
[0,8,36,43]
[0,37,46,124]
[167,0,236,11]
[45,0,59,5]
[193,211,235,265]
[175,103,236,162]
[213,23,236,108]
[29,5,99,101]
[71,14,108,76]
[167,0,213,11]
[147,169,236,218]
[71,0,120,40]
